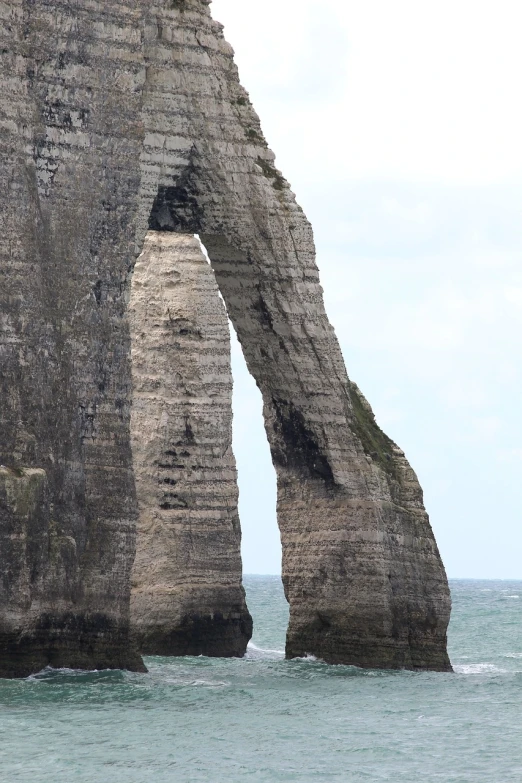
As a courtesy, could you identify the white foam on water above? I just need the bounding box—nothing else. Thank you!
[28,666,105,680]
[503,653,522,659]
[244,643,322,664]
[245,642,285,660]
[190,679,229,688]
[159,675,230,688]
[453,663,506,675]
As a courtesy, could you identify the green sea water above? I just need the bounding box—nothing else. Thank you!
[1,578,521,782]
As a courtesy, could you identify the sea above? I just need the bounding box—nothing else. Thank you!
[1,577,521,782]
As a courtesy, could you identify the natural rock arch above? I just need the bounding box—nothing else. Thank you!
[0,0,451,677]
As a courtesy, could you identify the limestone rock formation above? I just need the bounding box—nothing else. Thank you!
[129,232,251,655]
[0,0,148,677]
[0,465,144,677]
[0,467,52,678]
[0,0,451,675]
[138,1,452,671]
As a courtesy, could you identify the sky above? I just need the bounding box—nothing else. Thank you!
[210,0,522,578]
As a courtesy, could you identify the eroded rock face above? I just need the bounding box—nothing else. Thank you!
[129,232,252,656]
[0,0,451,674]
[0,465,143,677]
[138,1,451,671]
[0,0,147,676]
[0,467,52,678]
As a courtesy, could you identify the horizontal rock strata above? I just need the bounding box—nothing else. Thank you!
[139,0,452,671]
[0,0,451,674]
[0,466,143,677]
[129,232,251,656]
[0,0,146,676]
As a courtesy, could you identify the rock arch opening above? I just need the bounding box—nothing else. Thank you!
[197,237,281,581]
[128,231,281,657]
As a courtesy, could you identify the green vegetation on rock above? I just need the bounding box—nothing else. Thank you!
[256,157,285,190]
[348,382,399,481]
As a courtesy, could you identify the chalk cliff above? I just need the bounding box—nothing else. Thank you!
[129,232,251,655]
[138,0,452,670]
[0,0,451,675]
[0,0,148,677]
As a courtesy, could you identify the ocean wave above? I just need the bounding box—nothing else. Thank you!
[453,663,506,675]
[244,644,322,664]
[188,679,229,688]
[244,642,285,660]
[28,666,103,679]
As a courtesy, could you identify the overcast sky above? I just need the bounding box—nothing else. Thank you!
[210,0,522,578]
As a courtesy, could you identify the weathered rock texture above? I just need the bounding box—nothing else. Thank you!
[129,232,251,656]
[0,0,148,677]
[0,0,451,675]
[0,466,141,676]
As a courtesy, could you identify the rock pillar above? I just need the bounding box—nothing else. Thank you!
[129,232,252,656]
[140,0,452,670]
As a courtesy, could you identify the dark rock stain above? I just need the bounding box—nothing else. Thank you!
[271,398,334,484]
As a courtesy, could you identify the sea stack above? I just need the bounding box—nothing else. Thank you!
[129,232,251,656]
